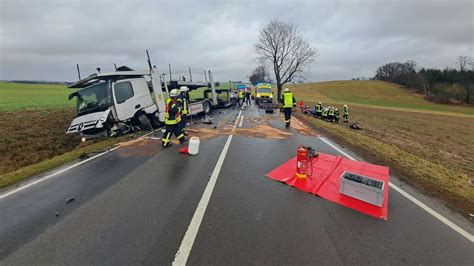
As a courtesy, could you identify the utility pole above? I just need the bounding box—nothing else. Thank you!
[168,64,172,81]
[76,64,81,80]
[204,70,208,84]
[189,67,193,82]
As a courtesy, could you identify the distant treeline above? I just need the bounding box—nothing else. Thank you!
[374,59,474,104]
[1,80,71,85]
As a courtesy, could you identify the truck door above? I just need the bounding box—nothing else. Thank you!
[113,79,142,121]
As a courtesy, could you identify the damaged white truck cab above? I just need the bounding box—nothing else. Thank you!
[66,69,166,138]
[66,66,222,139]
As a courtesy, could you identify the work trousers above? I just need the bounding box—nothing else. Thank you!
[283,107,292,127]
[245,96,251,105]
[162,124,185,147]
[343,114,348,122]
[179,114,188,134]
[238,98,244,106]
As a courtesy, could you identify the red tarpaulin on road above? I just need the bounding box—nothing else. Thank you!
[266,153,389,220]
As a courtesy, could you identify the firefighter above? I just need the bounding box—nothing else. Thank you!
[245,88,251,106]
[238,89,244,107]
[280,88,296,127]
[177,86,190,135]
[315,102,322,118]
[162,89,185,147]
[334,108,341,123]
[322,107,329,120]
[328,107,335,122]
[343,104,349,122]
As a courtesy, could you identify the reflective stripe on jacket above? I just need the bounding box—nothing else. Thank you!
[344,106,349,115]
[177,94,189,115]
[165,98,181,125]
[282,92,294,108]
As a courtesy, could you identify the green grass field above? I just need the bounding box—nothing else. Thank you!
[290,80,474,115]
[0,82,74,111]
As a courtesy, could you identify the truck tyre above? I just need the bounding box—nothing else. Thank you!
[149,114,161,129]
[138,113,152,131]
[203,101,211,115]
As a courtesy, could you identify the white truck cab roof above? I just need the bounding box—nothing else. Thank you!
[68,71,149,89]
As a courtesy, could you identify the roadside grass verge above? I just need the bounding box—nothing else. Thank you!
[296,111,474,218]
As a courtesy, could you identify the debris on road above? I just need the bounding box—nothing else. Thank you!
[79,153,89,159]
[66,197,75,203]
[55,212,60,217]
[186,129,199,133]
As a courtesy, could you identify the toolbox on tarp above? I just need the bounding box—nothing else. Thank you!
[340,171,385,207]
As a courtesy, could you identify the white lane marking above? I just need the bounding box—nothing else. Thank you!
[0,129,160,200]
[318,136,474,242]
[238,115,244,127]
[173,109,243,265]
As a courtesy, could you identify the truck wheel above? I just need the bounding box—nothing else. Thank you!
[138,113,152,131]
[203,101,211,115]
[149,114,161,129]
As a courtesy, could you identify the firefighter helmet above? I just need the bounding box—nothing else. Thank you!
[180,86,189,92]
[170,89,180,97]
[283,88,290,92]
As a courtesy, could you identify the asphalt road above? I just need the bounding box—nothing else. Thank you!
[0,103,473,265]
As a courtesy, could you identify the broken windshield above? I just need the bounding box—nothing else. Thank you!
[75,81,111,115]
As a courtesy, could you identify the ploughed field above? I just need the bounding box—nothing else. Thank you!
[0,82,124,188]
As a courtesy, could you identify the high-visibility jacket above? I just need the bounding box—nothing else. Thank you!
[344,106,349,115]
[335,110,340,118]
[238,90,244,99]
[177,93,189,115]
[282,92,295,108]
[165,98,181,125]
[316,104,322,112]
[322,108,328,117]
[329,109,335,116]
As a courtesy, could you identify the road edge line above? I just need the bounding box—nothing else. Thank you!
[319,136,474,243]
[0,129,158,200]
[173,108,243,265]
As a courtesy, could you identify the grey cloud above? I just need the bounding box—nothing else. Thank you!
[0,0,472,82]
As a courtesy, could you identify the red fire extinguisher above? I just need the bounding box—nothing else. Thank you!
[296,145,318,179]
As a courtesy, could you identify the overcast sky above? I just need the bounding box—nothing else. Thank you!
[0,0,472,82]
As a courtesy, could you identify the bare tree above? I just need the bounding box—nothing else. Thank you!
[255,20,317,100]
[249,64,272,85]
[456,55,472,71]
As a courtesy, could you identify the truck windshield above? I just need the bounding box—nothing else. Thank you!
[258,88,272,94]
[76,82,111,114]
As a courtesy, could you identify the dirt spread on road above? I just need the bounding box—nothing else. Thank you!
[290,117,320,137]
[235,124,293,139]
[117,137,162,157]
